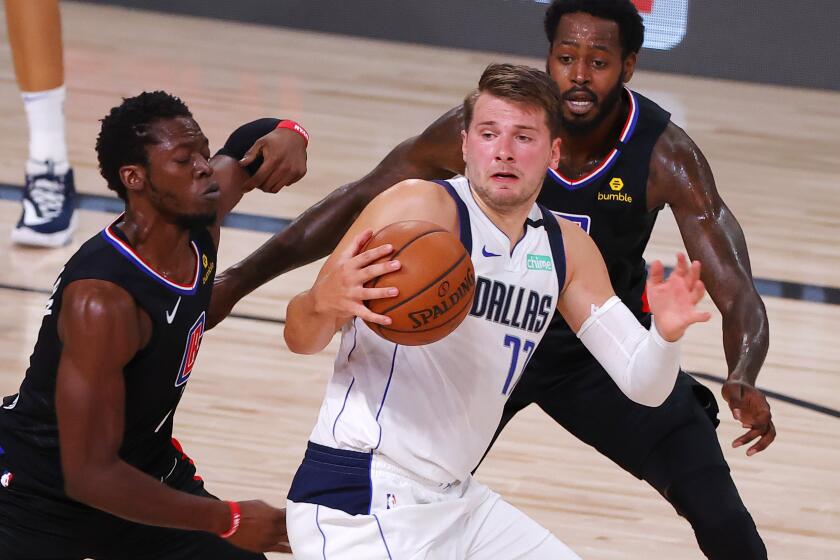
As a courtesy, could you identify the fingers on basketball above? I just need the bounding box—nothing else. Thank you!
[348,230,376,258]
[359,259,400,285]
[354,302,392,326]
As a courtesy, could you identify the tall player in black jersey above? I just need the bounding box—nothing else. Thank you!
[210,1,772,558]
[0,92,307,558]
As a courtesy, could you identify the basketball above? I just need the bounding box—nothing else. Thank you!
[363,221,476,346]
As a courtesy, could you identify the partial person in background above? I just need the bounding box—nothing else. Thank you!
[5,0,77,247]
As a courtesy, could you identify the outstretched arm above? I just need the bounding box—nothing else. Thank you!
[648,123,774,455]
[210,106,465,328]
[557,219,710,407]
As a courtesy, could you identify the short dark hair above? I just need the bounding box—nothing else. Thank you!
[463,63,563,139]
[544,0,644,58]
[96,91,193,201]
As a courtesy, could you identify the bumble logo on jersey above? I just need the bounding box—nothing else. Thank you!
[201,253,215,285]
[469,276,553,334]
[598,178,633,204]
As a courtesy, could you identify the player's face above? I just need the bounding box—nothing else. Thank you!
[144,117,218,229]
[546,12,636,134]
[462,93,560,212]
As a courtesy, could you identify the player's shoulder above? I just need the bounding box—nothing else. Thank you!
[380,178,453,205]
[61,278,138,327]
[368,179,458,232]
[652,121,707,169]
[58,229,121,280]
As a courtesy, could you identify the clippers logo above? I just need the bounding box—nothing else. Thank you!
[1,470,13,488]
[175,312,206,387]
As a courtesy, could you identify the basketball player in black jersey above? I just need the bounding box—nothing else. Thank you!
[0,91,307,558]
[210,1,772,558]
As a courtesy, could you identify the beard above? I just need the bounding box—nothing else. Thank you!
[147,177,218,232]
[559,76,624,135]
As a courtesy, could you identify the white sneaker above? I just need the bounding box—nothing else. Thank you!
[11,159,77,248]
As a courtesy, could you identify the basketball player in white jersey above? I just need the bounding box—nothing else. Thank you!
[282,64,710,559]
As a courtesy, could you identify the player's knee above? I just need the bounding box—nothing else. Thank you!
[668,467,767,560]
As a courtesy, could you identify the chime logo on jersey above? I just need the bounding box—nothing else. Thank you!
[526,254,553,271]
[175,312,206,387]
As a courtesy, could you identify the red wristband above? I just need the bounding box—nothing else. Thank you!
[219,501,242,539]
[276,120,309,145]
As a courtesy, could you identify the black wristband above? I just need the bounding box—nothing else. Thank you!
[215,118,281,176]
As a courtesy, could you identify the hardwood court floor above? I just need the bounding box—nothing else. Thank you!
[0,3,838,558]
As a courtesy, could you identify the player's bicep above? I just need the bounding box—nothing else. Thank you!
[555,218,616,332]
[654,127,755,309]
[56,282,145,483]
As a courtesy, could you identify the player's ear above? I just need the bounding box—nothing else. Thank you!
[549,137,561,170]
[120,164,146,196]
[622,52,637,83]
[461,129,468,162]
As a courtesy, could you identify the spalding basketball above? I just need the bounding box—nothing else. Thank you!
[363,221,476,346]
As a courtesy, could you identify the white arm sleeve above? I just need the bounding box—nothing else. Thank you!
[576,296,681,407]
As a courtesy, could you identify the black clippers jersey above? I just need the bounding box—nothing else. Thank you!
[537,89,671,360]
[0,217,217,491]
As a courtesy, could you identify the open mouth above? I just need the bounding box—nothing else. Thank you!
[563,90,597,115]
[565,99,595,114]
[491,172,518,182]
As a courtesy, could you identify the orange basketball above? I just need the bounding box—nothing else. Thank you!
[363,221,476,346]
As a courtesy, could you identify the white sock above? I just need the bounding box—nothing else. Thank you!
[21,85,68,164]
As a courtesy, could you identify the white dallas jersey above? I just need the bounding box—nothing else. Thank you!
[309,176,565,483]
